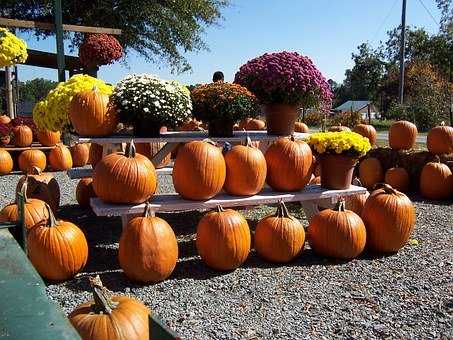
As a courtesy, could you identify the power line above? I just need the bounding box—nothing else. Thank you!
[371,0,400,45]
[416,0,440,27]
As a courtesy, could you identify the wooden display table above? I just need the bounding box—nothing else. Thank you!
[67,166,173,179]
[2,143,55,151]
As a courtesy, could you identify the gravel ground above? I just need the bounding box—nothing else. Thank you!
[1,170,452,339]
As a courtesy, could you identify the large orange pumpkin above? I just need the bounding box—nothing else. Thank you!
[28,204,88,281]
[344,179,369,216]
[70,143,90,167]
[419,159,453,200]
[385,166,410,193]
[135,142,171,169]
[69,276,149,339]
[0,115,11,124]
[119,205,178,283]
[362,183,415,253]
[48,144,73,170]
[13,125,33,147]
[353,124,377,145]
[0,149,13,175]
[89,143,103,166]
[294,122,309,133]
[265,136,312,191]
[93,141,157,204]
[76,178,96,208]
[359,157,384,190]
[224,137,267,196]
[427,121,453,155]
[173,140,226,200]
[389,120,417,150]
[254,201,305,263]
[18,149,47,173]
[69,87,118,136]
[196,206,251,271]
[308,200,366,259]
[36,129,61,146]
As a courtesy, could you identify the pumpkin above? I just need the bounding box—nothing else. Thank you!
[224,137,267,196]
[119,204,178,283]
[254,201,305,262]
[0,182,49,229]
[359,157,384,190]
[344,179,369,215]
[16,166,60,212]
[28,204,88,281]
[427,121,453,155]
[13,125,33,147]
[265,136,313,191]
[308,200,366,259]
[239,118,266,130]
[389,120,417,150]
[49,144,73,171]
[177,118,205,131]
[18,149,47,173]
[69,276,149,340]
[0,149,13,175]
[89,143,103,166]
[328,124,351,132]
[70,143,90,167]
[93,141,157,204]
[69,87,118,136]
[173,140,226,200]
[294,122,309,133]
[385,166,410,193]
[0,114,11,124]
[362,183,415,252]
[353,124,377,145]
[419,158,453,200]
[196,205,250,270]
[36,129,61,146]
[76,178,96,208]
[135,142,171,169]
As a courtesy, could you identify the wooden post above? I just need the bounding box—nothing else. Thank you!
[5,66,14,118]
[367,104,371,124]
[53,0,65,82]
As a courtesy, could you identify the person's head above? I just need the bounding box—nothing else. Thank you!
[212,71,224,82]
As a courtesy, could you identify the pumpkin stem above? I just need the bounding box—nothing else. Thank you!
[352,177,362,186]
[245,136,252,147]
[290,134,295,142]
[433,155,441,163]
[144,202,152,218]
[216,205,224,213]
[440,121,445,126]
[92,85,98,92]
[17,180,29,203]
[334,199,346,212]
[373,183,397,194]
[45,203,59,227]
[30,166,42,175]
[89,275,119,314]
[125,140,136,158]
[202,138,217,147]
[275,200,291,218]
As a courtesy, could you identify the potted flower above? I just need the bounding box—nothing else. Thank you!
[0,123,12,146]
[234,51,332,135]
[0,28,28,67]
[191,82,259,137]
[111,74,192,136]
[307,131,371,189]
[79,33,123,68]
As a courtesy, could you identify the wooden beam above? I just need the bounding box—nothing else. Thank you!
[24,49,83,70]
[0,17,122,35]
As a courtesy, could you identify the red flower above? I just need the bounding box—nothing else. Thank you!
[79,34,123,67]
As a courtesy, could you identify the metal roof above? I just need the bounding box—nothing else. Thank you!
[334,100,371,112]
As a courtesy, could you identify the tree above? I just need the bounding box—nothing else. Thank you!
[18,78,58,103]
[436,0,453,35]
[0,0,230,73]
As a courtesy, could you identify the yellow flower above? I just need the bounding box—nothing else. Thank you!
[307,131,371,158]
[0,28,28,67]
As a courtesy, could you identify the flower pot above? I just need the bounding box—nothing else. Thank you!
[319,154,357,190]
[208,118,234,137]
[133,121,162,137]
[0,135,11,146]
[263,104,299,135]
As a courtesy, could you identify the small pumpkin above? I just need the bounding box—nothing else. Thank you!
[0,115,11,124]
[135,142,171,169]
[13,125,33,147]
[196,205,251,271]
[254,201,305,263]
[89,143,103,166]
[308,200,366,259]
[177,118,205,131]
[328,124,351,132]
[344,178,370,215]
[427,121,453,155]
[93,141,157,204]
[389,120,417,150]
[0,149,13,175]
[69,276,149,339]
[362,183,415,253]
[359,157,384,190]
[385,166,410,193]
[18,149,47,173]
[419,158,453,200]
[294,122,309,133]
[36,129,61,146]
[119,204,178,283]
[76,178,96,208]
[49,144,73,171]
[70,143,90,167]
[353,124,377,145]
[238,118,266,130]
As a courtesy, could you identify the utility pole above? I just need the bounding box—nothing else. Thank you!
[54,0,65,82]
[398,0,407,104]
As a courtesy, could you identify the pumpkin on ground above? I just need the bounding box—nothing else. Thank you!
[427,122,453,155]
[389,120,418,150]
[238,118,266,130]
[89,143,103,166]
[177,118,205,131]
[328,124,351,132]
[135,142,171,169]
[0,115,11,124]
[0,149,13,175]
[419,158,453,200]
[69,276,149,340]
[70,143,90,167]
[265,136,313,191]
[196,205,251,271]
[69,87,118,136]
[49,144,73,171]
[16,166,60,212]
[93,141,157,204]
[254,201,305,263]
[18,149,47,173]
[119,204,178,283]
[362,183,415,253]
[359,157,384,190]
[308,200,366,259]
[36,129,61,146]
[294,122,309,133]
[173,140,226,200]
[385,166,410,193]
[344,179,370,215]
[13,125,33,147]
[28,204,88,281]
[353,124,377,146]
[76,178,96,208]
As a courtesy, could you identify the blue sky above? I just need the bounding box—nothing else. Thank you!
[16,0,442,85]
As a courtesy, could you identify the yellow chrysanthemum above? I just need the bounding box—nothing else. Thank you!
[307,131,371,158]
[0,28,28,67]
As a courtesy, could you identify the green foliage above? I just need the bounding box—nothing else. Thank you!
[330,110,362,128]
[18,78,58,103]
[303,111,323,126]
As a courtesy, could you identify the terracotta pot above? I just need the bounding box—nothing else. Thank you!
[263,104,299,135]
[133,121,162,137]
[208,118,234,137]
[1,135,11,146]
[319,154,356,189]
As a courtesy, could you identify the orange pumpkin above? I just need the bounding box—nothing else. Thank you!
[0,149,13,175]
[385,166,410,193]
[419,159,453,200]
[89,143,103,166]
[328,124,351,132]
[196,205,250,271]
[93,141,157,204]
[49,144,73,170]
[344,179,369,215]
[254,201,305,262]
[265,136,313,191]
[0,115,11,124]
[36,129,61,146]
[389,120,417,150]
[69,276,149,339]
[119,205,178,283]
[18,149,47,173]
[359,157,384,190]
[69,87,118,136]
[294,122,309,133]
[70,143,90,167]
[13,125,33,147]
[177,118,205,131]
[427,121,453,155]
[135,142,171,169]
[239,118,266,130]
[353,124,377,145]
[76,178,96,208]
[173,140,226,200]
[308,200,366,259]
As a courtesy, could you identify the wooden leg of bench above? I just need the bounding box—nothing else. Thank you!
[301,197,337,221]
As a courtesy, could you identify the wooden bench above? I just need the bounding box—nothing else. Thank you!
[67,166,173,179]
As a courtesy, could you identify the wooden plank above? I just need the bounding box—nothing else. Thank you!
[67,166,173,179]
[151,142,178,167]
[1,143,55,151]
[91,185,367,216]
[26,49,83,70]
